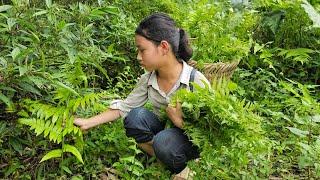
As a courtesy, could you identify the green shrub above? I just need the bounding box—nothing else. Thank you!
[170,82,272,178]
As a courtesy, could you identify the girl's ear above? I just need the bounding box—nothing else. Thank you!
[159,40,170,55]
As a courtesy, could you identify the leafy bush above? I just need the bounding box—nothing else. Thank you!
[0,1,136,112]
[170,82,272,178]
[176,1,255,62]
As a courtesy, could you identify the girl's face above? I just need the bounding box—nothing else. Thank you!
[135,35,164,71]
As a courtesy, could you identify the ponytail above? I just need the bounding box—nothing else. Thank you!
[178,29,193,62]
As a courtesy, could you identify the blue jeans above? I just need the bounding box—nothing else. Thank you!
[124,107,199,173]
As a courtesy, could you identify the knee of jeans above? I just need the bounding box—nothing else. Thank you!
[153,130,171,159]
[153,129,187,173]
[124,107,148,129]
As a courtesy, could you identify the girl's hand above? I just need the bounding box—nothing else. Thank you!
[74,118,90,131]
[73,109,121,131]
[166,101,184,128]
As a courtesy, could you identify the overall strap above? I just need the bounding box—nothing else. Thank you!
[147,72,152,86]
[189,68,197,92]
[147,72,152,94]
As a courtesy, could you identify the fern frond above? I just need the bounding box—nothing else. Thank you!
[69,92,100,110]
[19,118,63,143]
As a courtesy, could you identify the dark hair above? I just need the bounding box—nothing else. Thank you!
[135,12,193,62]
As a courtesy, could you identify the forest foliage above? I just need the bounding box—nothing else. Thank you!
[0,0,320,179]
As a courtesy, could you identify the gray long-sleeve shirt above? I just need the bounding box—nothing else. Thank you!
[109,60,211,118]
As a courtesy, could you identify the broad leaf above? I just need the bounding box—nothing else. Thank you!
[286,127,309,137]
[0,5,12,12]
[301,0,320,28]
[40,149,62,163]
[63,144,84,164]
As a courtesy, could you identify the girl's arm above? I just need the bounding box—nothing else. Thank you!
[74,72,151,131]
[74,108,121,130]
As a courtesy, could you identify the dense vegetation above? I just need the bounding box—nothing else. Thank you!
[0,0,319,179]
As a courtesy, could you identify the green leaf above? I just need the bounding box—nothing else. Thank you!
[45,0,52,8]
[0,85,16,92]
[0,92,13,109]
[11,47,20,61]
[0,5,12,12]
[102,6,119,15]
[40,149,62,163]
[9,137,23,155]
[227,81,238,91]
[298,155,313,169]
[59,43,77,64]
[89,9,107,20]
[52,112,59,124]
[120,156,135,163]
[6,18,16,31]
[253,43,264,54]
[71,175,84,180]
[19,66,28,76]
[43,121,51,137]
[182,102,193,110]
[29,31,40,43]
[311,115,320,123]
[63,144,84,164]
[32,10,47,17]
[299,142,312,151]
[17,81,42,96]
[86,61,111,82]
[301,0,320,28]
[62,166,73,174]
[0,57,7,67]
[66,47,77,64]
[286,127,309,137]
[4,162,19,177]
[54,81,79,96]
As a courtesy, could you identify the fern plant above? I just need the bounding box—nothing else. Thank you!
[279,80,320,177]
[18,87,116,167]
[0,2,131,113]
[169,80,272,178]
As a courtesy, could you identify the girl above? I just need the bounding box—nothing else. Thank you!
[74,12,210,176]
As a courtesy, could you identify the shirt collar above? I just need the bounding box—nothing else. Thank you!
[147,60,193,87]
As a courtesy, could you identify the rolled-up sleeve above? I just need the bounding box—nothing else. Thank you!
[109,72,150,118]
